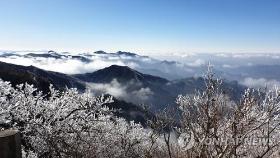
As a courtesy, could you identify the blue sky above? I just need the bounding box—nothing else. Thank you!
[0,0,279,54]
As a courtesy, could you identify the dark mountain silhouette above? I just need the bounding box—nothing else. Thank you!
[0,61,247,111]
[0,50,198,80]
[0,61,86,93]
[73,65,168,85]
[93,50,107,54]
[73,65,172,110]
[74,65,247,110]
[0,61,152,125]
[0,52,21,57]
[23,51,92,63]
[24,51,67,59]
[116,51,138,57]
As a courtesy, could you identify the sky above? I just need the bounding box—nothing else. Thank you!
[0,0,280,55]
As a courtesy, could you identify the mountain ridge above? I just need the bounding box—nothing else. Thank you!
[73,65,246,110]
[0,61,86,93]
[0,60,247,111]
[73,65,169,85]
[0,50,198,80]
[0,61,152,125]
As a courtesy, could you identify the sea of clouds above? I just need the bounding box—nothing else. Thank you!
[1,51,280,89]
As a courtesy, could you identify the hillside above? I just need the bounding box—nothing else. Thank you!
[74,65,247,110]
[0,61,86,93]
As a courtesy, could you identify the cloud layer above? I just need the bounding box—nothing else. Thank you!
[0,51,202,79]
[87,79,154,104]
[241,77,280,89]
[2,51,280,86]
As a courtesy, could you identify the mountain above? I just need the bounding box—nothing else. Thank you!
[3,51,280,85]
[74,65,247,110]
[24,51,92,63]
[73,65,171,110]
[73,65,168,85]
[0,60,248,123]
[0,60,247,110]
[0,61,153,125]
[0,61,86,93]
[24,50,68,59]
[116,51,138,57]
[0,50,199,80]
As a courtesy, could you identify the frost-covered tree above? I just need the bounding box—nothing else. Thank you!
[0,80,157,158]
[176,66,280,158]
[1,64,279,158]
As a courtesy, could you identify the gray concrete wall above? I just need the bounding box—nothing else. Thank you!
[0,130,22,158]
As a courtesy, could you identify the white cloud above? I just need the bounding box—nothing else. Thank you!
[213,53,280,60]
[0,51,199,79]
[87,79,154,104]
[0,56,34,66]
[222,64,235,68]
[241,77,280,89]
[186,59,206,67]
[170,52,196,58]
[131,87,153,101]
[0,55,133,74]
[220,53,280,60]
[215,53,230,58]
[0,56,92,74]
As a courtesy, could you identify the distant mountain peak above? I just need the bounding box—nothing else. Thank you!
[73,64,169,84]
[161,60,177,65]
[116,51,137,57]
[48,50,56,54]
[25,50,66,59]
[90,65,143,82]
[94,50,107,54]
[107,64,134,71]
[48,50,61,56]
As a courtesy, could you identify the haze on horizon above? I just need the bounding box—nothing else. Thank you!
[0,0,280,55]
